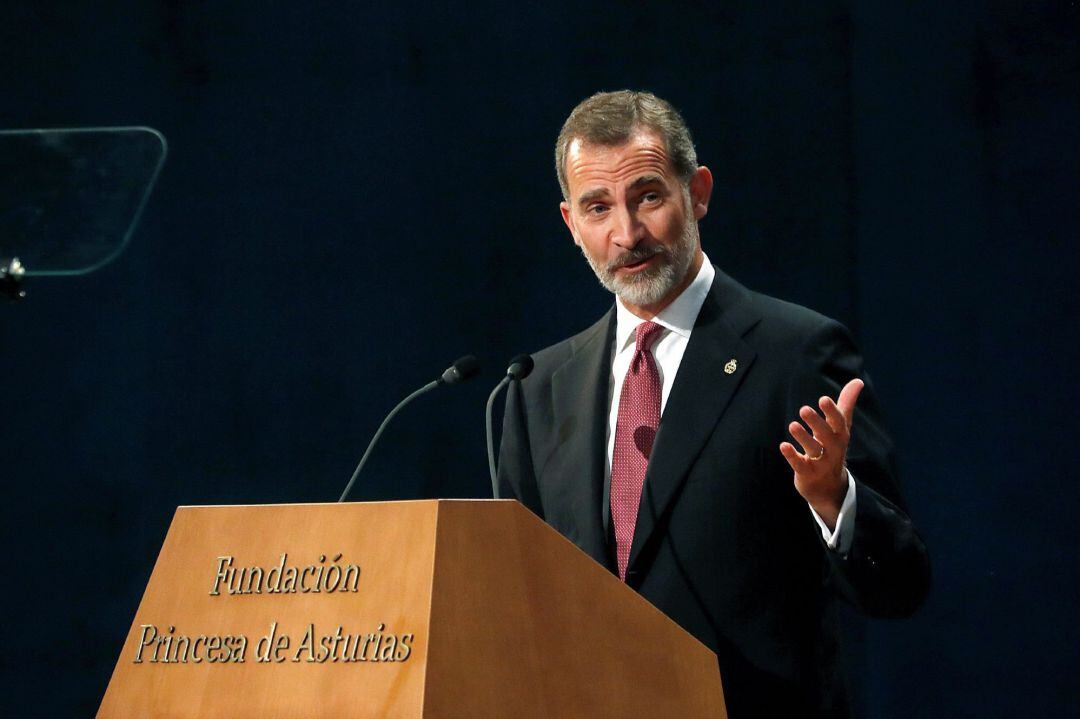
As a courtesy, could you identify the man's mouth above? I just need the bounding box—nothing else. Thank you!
[621,256,653,271]
[611,247,663,273]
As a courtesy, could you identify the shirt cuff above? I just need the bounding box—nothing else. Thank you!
[810,469,857,554]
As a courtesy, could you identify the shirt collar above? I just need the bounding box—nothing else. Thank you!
[614,254,716,352]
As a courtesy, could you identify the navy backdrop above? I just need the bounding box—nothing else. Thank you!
[1,1,1077,716]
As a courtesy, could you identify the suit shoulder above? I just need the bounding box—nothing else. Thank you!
[744,288,850,344]
[526,310,611,381]
[734,287,866,383]
[711,267,846,344]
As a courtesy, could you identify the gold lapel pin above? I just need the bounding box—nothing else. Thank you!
[724,358,737,375]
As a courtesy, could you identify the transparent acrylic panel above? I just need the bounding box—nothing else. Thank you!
[0,127,167,276]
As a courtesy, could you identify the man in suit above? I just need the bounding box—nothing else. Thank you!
[497,90,930,717]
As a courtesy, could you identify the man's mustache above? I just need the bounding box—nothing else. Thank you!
[607,244,668,272]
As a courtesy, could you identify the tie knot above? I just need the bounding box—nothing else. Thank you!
[635,321,665,353]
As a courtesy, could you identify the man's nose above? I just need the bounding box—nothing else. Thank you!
[611,206,644,249]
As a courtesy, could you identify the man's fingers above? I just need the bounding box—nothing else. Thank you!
[788,421,823,458]
[836,378,864,421]
[818,396,847,434]
[779,441,806,472]
[800,405,834,442]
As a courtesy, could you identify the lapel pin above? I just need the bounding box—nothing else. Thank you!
[724,358,737,375]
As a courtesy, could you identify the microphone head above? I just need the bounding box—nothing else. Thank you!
[506,354,534,380]
[440,355,481,385]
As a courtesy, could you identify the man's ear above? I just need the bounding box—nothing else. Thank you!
[560,201,582,246]
[689,166,714,221]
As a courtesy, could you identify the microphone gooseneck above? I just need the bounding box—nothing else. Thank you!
[338,355,480,502]
[486,354,535,498]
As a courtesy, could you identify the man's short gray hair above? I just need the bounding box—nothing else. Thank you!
[555,90,698,200]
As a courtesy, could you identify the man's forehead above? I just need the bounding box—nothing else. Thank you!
[565,131,675,196]
[566,131,670,167]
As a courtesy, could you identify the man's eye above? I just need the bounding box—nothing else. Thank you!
[641,192,661,204]
[588,205,609,215]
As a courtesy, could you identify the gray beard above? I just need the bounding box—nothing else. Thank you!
[581,218,698,308]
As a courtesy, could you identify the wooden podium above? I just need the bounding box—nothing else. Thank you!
[98,500,726,718]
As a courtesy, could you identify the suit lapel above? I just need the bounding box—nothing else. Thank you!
[547,310,615,568]
[627,271,761,575]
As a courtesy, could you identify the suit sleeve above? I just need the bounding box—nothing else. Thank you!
[496,378,545,518]
[790,318,931,617]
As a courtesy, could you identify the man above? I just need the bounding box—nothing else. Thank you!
[497,90,930,717]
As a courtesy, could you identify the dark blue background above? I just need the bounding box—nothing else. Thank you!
[1,1,1077,716]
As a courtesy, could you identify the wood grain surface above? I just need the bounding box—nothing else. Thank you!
[98,500,725,718]
[423,500,726,718]
[98,501,438,718]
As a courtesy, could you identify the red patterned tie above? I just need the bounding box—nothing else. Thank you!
[611,321,665,581]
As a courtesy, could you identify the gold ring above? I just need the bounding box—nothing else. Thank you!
[808,446,825,461]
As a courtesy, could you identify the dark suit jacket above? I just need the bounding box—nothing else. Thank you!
[497,268,930,718]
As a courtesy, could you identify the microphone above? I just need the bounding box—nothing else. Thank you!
[337,355,480,502]
[439,355,481,385]
[486,354,534,498]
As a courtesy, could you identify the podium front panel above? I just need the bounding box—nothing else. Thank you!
[97,501,439,718]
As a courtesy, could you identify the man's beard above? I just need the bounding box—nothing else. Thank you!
[580,213,698,308]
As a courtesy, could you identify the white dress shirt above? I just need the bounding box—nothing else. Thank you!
[606,255,857,552]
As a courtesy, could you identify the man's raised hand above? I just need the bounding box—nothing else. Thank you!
[779,378,864,530]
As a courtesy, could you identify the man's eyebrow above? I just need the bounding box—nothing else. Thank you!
[628,174,666,190]
[576,175,667,207]
[577,188,610,207]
